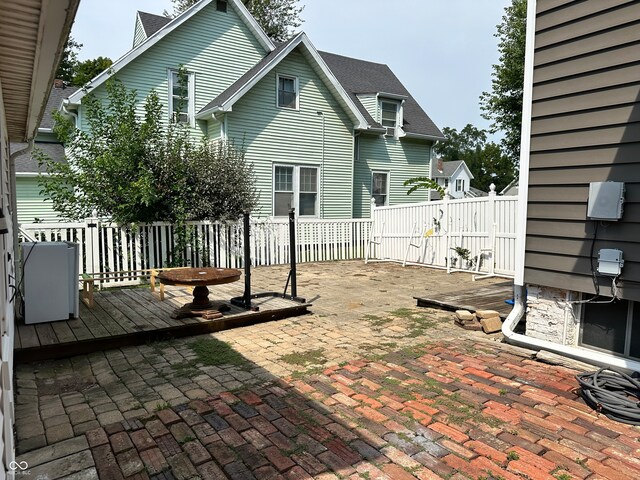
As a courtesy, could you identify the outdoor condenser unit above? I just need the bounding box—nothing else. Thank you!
[21,242,79,324]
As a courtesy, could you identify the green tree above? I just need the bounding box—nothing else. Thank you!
[72,56,113,87]
[434,124,514,193]
[36,76,256,225]
[166,0,304,42]
[56,36,82,83]
[480,0,527,168]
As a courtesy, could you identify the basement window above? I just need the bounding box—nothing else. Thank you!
[579,298,640,359]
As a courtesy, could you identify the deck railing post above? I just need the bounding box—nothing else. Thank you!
[85,211,101,274]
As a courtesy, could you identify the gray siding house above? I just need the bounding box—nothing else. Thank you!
[509,0,640,370]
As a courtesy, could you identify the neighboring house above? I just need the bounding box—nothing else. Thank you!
[499,178,518,196]
[1,0,79,470]
[430,159,474,200]
[510,0,640,370]
[61,0,443,220]
[12,81,78,224]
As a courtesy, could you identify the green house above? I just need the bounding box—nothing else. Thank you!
[19,0,443,222]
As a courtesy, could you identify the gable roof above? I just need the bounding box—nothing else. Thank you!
[137,11,171,37]
[67,0,275,105]
[40,84,79,130]
[319,52,444,140]
[431,159,474,179]
[197,33,369,130]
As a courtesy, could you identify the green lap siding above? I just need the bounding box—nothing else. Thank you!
[354,135,432,218]
[226,49,355,218]
[357,95,377,119]
[16,177,62,223]
[133,16,147,48]
[79,2,266,137]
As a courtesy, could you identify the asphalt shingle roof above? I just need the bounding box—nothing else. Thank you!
[319,51,443,138]
[134,11,442,138]
[40,85,79,129]
[199,39,296,114]
[138,11,172,37]
[432,159,466,178]
[12,142,65,173]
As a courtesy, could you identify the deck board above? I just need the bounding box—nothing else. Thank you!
[15,285,310,362]
[415,281,513,318]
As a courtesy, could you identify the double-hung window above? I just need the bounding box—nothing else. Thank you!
[168,69,195,125]
[372,171,389,207]
[456,179,464,192]
[380,101,399,137]
[274,165,318,216]
[277,75,298,109]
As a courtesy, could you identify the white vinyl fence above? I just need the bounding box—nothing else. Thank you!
[19,217,373,287]
[368,191,518,277]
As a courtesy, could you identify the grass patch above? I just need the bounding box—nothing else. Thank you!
[364,314,393,328]
[506,451,519,461]
[189,337,248,367]
[433,392,505,428]
[162,337,250,378]
[280,348,326,367]
[154,401,171,411]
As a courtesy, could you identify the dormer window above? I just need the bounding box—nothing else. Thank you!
[168,69,195,126]
[380,101,399,137]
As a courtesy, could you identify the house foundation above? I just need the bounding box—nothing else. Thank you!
[525,285,579,346]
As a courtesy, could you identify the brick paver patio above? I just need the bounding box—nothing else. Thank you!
[14,261,640,479]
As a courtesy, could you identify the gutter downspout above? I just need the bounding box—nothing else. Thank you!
[502,286,640,372]
[502,0,640,373]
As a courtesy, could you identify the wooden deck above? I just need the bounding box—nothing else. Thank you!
[415,280,513,319]
[15,283,310,362]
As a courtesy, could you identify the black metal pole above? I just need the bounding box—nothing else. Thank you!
[288,208,297,299]
[243,210,251,309]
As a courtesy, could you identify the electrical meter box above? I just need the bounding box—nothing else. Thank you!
[598,249,624,276]
[587,182,624,221]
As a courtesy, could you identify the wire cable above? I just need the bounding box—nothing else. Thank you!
[576,368,640,426]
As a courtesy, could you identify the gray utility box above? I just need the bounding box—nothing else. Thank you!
[587,181,624,221]
[21,242,79,324]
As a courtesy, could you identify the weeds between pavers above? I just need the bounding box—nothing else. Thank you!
[147,336,251,379]
[279,348,326,367]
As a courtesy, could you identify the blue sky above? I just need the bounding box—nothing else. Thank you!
[72,0,511,137]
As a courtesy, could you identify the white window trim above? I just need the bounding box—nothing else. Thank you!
[371,170,390,207]
[276,74,299,110]
[456,178,464,192]
[272,163,319,217]
[168,68,196,127]
[378,98,403,139]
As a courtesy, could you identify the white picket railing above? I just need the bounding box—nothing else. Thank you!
[19,217,373,287]
[368,191,518,277]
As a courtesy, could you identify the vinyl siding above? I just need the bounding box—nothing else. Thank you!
[354,134,431,218]
[16,177,63,223]
[357,94,377,119]
[79,1,266,138]
[133,15,147,48]
[525,0,640,300]
[226,49,355,218]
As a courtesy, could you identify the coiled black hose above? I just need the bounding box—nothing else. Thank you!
[575,368,640,426]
